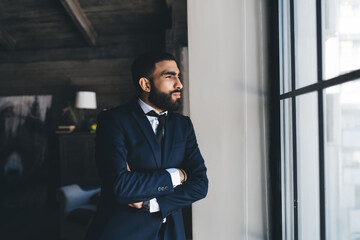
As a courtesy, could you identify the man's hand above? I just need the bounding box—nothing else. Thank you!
[128,202,143,209]
[177,168,187,183]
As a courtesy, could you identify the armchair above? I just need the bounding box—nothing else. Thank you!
[57,184,100,240]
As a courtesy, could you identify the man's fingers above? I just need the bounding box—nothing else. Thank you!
[177,168,187,183]
[133,202,142,208]
[128,202,143,209]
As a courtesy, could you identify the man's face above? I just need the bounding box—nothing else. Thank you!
[148,60,183,111]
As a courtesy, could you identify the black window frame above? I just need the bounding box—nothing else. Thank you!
[269,0,360,239]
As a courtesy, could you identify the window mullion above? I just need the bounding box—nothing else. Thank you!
[289,0,298,239]
[316,0,326,239]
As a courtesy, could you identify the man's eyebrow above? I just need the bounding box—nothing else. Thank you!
[161,71,180,76]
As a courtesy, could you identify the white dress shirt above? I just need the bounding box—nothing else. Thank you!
[138,99,182,214]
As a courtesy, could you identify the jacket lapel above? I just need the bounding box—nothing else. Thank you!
[129,103,162,168]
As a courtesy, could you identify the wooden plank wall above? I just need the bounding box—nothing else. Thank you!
[0,34,164,127]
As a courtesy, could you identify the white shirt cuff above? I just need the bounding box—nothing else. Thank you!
[166,168,181,187]
[149,169,180,216]
[149,198,160,213]
[149,199,167,222]
[149,198,166,222]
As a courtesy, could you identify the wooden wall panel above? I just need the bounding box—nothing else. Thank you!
[0,35,164,63]
[0,53,142,129]
[0,58,136,103]
[79,0,165,12]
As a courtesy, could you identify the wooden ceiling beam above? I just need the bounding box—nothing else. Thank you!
[60,0,98,46]
[0,29,16,49]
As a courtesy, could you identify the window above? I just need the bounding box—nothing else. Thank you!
[279,0,360,239]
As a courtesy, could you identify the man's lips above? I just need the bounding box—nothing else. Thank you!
[172,92,181,98]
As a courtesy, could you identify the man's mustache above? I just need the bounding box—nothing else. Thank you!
[171,90,181,94]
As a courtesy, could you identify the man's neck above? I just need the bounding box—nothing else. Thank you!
[139,96,165,113]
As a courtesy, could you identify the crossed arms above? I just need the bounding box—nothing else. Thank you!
[96,111,208,219]
[127,165,186,210]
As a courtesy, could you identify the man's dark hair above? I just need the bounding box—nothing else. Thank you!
[131,52,177,95]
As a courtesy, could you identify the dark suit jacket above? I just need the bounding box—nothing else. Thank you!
[85,102,208,240]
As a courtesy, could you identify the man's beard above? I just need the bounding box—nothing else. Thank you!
[148,85,182,112]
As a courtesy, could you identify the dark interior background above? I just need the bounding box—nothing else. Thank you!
[0,0,188,239]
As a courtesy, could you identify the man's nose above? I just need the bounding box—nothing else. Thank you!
[175,77,183,89]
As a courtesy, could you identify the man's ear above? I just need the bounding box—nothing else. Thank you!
[139,77,151,93]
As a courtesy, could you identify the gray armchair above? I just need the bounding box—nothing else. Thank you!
[57,184,100,240]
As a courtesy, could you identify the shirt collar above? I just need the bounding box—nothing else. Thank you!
[138,98,168,116]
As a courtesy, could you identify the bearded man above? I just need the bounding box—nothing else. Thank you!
[85,52,208,240]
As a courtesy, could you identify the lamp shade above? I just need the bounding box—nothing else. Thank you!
[75,91,97,109]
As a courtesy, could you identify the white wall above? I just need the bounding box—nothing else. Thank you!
[187,0,269,239]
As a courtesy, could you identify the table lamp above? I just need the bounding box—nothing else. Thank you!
[75,91,97,109]
[74,91,97,131]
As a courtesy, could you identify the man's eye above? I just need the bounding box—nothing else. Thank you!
[166,75,172,78]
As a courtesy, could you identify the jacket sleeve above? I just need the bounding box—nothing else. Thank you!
[156,117,208,219]
[96,111,174,204]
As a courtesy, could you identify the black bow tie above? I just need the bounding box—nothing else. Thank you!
[146,110,166,144]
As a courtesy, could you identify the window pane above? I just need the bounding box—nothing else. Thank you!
[281,98,294,239]
[325,79,360,239]
[296,92,320,240]
[294,0,318,89]
[279,0,292,94]
[323,0,360,79]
